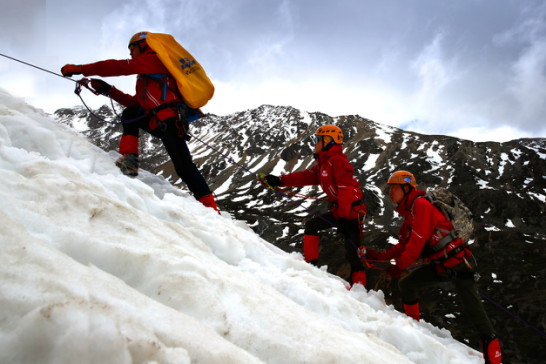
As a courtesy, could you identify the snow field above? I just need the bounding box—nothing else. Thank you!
[0,89,484,363]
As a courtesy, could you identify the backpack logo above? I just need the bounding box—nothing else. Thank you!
[179,57,196,70]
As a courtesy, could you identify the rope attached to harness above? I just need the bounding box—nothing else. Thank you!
[74,79,147,125]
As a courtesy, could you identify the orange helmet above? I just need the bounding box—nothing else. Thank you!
[128,31,148,48]
[388,170,417,188]
[314,125,343,144]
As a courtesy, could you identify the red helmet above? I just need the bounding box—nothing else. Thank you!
[388,170,417,188]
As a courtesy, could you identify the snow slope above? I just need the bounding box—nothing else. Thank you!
[0,89,484,363]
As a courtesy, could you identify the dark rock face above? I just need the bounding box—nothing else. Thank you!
[55,104,546,363]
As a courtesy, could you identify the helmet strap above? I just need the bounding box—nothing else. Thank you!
[322,136,335,152]
[401,185,414,206]
[130,40,149,54]
[138,42,149,53]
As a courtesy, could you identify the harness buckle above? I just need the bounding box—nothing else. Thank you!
[158,120,167,132]
[177,103,191,141]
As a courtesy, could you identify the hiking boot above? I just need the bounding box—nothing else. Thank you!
[198,194,220,213]
[481,334,501,364]
[351,271,367,287]
[303,235,320,263]
[403,300,420,321]
[115,153,139,177]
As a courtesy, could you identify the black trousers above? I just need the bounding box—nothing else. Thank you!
[304,211,364,274]
[399,263,496,336]
[121,107,211,199]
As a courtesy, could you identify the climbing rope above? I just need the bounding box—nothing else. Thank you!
[274,187,329,202]
[479,292,546,338]
[0,53,74,81]
[73,78,147,125]
[0,53,145,125]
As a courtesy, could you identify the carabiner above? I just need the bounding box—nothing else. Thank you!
[75,78,100,96]
[74,80,82,95]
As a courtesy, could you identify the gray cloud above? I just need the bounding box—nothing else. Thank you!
[1,0,545,141]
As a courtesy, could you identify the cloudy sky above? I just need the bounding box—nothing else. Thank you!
[2,0,545,142]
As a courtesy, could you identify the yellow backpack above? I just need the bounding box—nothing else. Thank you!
[145,32,214,109]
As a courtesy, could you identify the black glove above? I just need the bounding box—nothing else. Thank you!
[264,175,281,187]
[386,264,403,278]
[90,78,112,96]
[337,217,351,236]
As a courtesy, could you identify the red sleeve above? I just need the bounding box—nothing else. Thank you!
[396,199,443,270]
[398,219,412,245]
[331,156,356,218]
[377,219,411,260]
[109,87,139,108]
[80,53,168,78]
[378,243,404,261]
[281,165,319,187]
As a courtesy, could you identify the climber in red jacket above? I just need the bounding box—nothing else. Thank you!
[263,125,367,287]
[363,170,501,364]
[60,31,218,212]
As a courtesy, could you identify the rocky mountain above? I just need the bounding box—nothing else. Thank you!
[54,104,546,363]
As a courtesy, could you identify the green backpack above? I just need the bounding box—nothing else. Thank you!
[420,187,475,244]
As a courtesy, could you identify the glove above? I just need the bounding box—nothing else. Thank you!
[264,175,281,187]
[61,64,82,77]
[337,217,350,236]
[357,246,366,260]
[365,248,381,261]
[90,78,112,96]
[386,265,403,278]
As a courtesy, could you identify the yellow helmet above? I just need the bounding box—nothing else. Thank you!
[388,170,417,188]
[314,125,343,144]
[128,31,148,48]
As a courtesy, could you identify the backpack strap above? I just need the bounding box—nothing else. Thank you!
[412,196,459,256]
[409,196,421,219]
[430,243,468,265]
[429,230,458,253]
[143,73,169,101]
[141,73,181,102]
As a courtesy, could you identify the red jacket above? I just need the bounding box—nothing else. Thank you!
[80,49,181,130]
[378,188,471,272]
[280,144,366,219]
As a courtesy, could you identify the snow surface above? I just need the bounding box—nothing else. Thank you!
[0,89,485,363]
